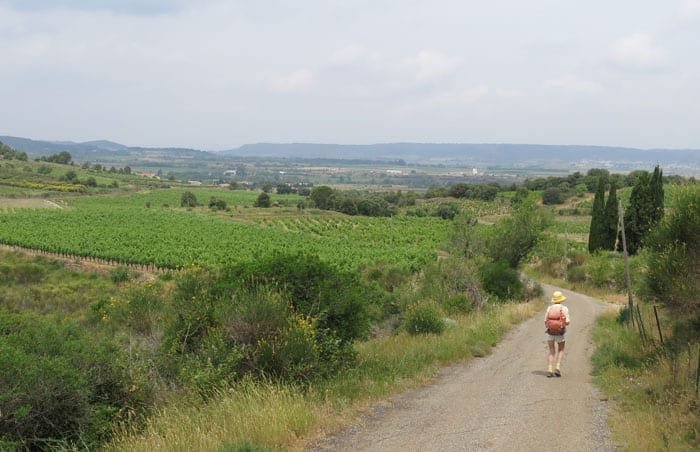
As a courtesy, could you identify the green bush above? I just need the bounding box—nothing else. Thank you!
[479,260,523,301]
[159,260,371,390]
[403,302,445,335]
[0,263,46,285]
[0,313,149,449]
[180,191,198,208]
[109,266,134,284]
[222,253,379,343]
[566,265,587,283]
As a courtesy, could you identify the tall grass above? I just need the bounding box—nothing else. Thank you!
[592,311,700,450]
[107,301,539,451]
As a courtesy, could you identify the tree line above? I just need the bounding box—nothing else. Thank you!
[588,165,664,255]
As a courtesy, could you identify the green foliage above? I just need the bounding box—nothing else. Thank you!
[309,186,334,210]
[542,187,564,205]
[181,191,198,208]
[603,182,618,249]
[0,312,149,449]
[402,301,445,335]
[485,200,550,268]
[254,192,271,208]
[109,265,134,283]
[160,257,377,390]
[224,253,378,343]
[434,202,459,220]
[0,262,46,285]
[621,167,664,255]
[643,185,699,317]
[479,260,523,301]
[36,151,72,165]
[209,197,228,211]
[417,257,482,313]
[0,141,28,161]
[588,177,607,253]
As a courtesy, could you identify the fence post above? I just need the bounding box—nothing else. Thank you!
[618,199,635,328]
[653,305,664,346]
[636,305,648,343]
[696,345,700,397]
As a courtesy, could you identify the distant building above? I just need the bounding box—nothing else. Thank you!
[188,180,203,186]
[223,170,237,176]
[472,168,478,175]
[136,171,159,178]
[386,169,403,175]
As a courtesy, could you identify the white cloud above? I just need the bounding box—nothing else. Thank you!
[404,50,460,81]
[608,33,666,71]
[544,75,602,94]
[679,0,700,20]
[433,85,490,104]
[271,69,314,93]
[330,44,365,65]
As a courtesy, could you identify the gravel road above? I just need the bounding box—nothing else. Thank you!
[309,285,614,452]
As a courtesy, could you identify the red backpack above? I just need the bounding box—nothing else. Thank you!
[546,306,566,335]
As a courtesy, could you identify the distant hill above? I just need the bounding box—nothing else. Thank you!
[0,136,212,160]
[2,135,698,174]
[221,143,700,166]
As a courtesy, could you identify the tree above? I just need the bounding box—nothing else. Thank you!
[602,181,618,250]
[254,192,271,208]
[180,191,198,208]
[486,200,550,268]
[619,170,663,255]
[643,186,699,318]
[650,165,664,226]
[542,187,564,205]
[38,151,72,165]
[276,184,293,195]
[588,177,607,253]
[309,186,335,210]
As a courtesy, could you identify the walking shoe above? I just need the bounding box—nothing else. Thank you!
[554,369,561,377]
[547,371,553,378]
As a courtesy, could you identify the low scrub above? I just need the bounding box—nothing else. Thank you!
[107,302,539,451]
[592,310,700,450]
[0,312,151,450]
[402,301,445,335]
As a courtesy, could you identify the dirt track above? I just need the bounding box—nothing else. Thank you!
[310,285,613,451]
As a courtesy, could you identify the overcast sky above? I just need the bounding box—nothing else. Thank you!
[1,0,699,150]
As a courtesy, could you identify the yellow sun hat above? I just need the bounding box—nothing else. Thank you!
[551,291,566,303]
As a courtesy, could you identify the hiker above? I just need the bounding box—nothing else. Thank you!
[545,290,570,377]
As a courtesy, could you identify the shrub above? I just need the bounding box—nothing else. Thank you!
[180,191,198,208]
[0,263,46,285]
[0,313,149,449]
[434,203,459,220]
[109,266,134,283]
[254,192,271,208]
[403,302,445,335]
[479,260,523,301]
[209,197,227,211]
[566,265,587,283]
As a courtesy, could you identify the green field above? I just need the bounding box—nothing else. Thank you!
[0,188,452,270]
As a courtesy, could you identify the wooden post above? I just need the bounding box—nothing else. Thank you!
[618,199,635,326]
[653,305,664,346]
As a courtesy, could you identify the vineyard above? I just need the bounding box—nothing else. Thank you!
[0,189,453,271]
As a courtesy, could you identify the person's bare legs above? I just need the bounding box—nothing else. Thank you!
[555,341,565,376]
[547,341,556,376]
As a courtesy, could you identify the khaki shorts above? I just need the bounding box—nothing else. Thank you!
[545,332,566,343]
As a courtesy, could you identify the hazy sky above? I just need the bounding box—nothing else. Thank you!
[1,0,699,150]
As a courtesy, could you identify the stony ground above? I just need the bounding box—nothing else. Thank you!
[309,284,614,452]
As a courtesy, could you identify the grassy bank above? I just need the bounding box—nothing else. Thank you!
[591,311,700,450]
[107,301,540,451]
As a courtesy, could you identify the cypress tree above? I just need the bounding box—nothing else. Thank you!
[588,176,607,253]
[650,165,664,226]
[603,181,618,250]
[620,171,653,255]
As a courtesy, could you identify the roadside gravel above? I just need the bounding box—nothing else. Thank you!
[309,284,614,451]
